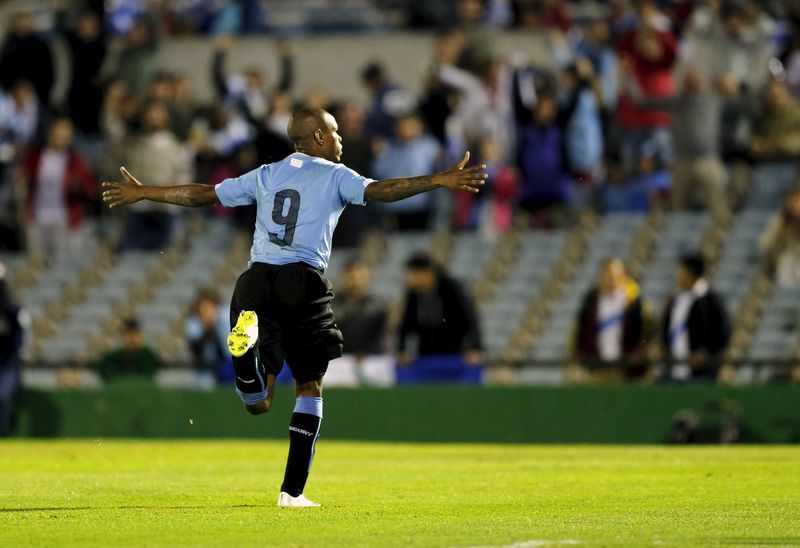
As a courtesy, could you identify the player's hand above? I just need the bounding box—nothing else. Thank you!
[102,166,144,208]
[433,152,488,194]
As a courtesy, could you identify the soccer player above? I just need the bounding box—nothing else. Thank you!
[102,107,487,507]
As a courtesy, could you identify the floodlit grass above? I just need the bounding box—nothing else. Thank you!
[0,441,798,547]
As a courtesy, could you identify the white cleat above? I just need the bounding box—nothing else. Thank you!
[277,492,321,507]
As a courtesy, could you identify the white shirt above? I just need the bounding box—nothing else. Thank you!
[34,149,68,226]
[597,289,627,361]
[668,278,709,379]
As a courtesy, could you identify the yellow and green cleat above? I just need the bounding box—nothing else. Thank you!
[227,310,259,358]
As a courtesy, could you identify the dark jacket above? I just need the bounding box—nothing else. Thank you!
[661,290,730,363]
[399,273,482,356]
[336,293,389,355]
[0,32,54,103]
[574,283,645,363]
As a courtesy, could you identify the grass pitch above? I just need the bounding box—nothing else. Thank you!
[0,441,798,547]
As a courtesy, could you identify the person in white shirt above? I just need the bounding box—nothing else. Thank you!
[661,254,730,382]
[573,258,647,382]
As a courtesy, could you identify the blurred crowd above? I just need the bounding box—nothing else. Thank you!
[1,0,800,396]
[1,1,800,274]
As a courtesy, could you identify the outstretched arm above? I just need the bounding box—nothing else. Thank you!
[364,152,487,203]
[102,167,220,208]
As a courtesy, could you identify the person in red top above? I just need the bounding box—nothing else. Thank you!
[616,2,678,171]
[19,117,96,260]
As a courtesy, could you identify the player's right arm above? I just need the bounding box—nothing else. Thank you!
[102,167,220,208]
[364,152,487,203]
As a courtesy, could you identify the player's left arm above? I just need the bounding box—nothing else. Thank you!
[102,166,220,208]
[364,152,487,203]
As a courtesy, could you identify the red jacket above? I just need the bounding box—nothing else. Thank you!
[23,148,96,229]
[617,29,677,128]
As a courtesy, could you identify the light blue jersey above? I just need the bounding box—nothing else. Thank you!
[214,152,372,271]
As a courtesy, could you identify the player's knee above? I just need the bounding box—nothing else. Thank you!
[245,399,270,415]
[295,379,322,397]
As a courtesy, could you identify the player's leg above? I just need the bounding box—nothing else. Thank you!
[276,267,342,507]
[229,267,282,415]
[278,374,325,505]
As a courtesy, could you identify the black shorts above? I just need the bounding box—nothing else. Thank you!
[230,262,343,388]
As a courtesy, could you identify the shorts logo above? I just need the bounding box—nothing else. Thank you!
[290,158,303,168]
[237,377,255,384]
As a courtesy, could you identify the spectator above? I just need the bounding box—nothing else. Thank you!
[435,41,512,159]
[453,137,518,234]
[211,35,294,128]
[184,288,229,388]
[112,14,159,96]
[55,6,107,137]
[573,17,618,114]
[333,101,375,247]
[0,11,54,105]
[516,94,573,220]
[167,73,199,141]
[90,318,162,382]
[0,264,26,436]
[372,111,441,230]
[661,254,730,382]
[398,254,483,364]
[559,59,604,184]
[616,5,678,170]
[18,117,96,260]
[572,258,647,381]
[601,141,669,213]
[360,61,417,140]
[621,65,727,216]
[327,260,393,386]
[718,73,754,163]
[7,80,44,150]
[750,80,800,161]
[112,100,193,251]
[760,189,800,289]
[685,1,773,94]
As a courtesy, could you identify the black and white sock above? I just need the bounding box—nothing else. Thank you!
[280,396,322,497]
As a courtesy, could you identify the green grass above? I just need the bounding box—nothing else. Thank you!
[0,441,798,547]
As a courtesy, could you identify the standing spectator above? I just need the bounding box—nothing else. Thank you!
[333,101,375,247]
[0,264,26,436]
[185,288,229,388]
[327,260,392,386]
[616,6,678,170]
[453,137,518,234]
[750,80,800,161]
[55,6,107,137]
[18,117,96,260]
[398,254,483,364]
[685,1,774,94]
[661,254,730,382]
[621,65,727,216]
[360,61,417,140]
[516,94,573,220]
[211,35,294,128]
[574,17,618,115]
[112,14,159,96]
[559,60,604,185]
[601,141,670,213]
[0,11,54,105]
[112,101,193,251]
[90,318,162,382]
[760,189,800,289]
[7,80,44,150]
[572,258,647,381]
[372,112,441,230]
